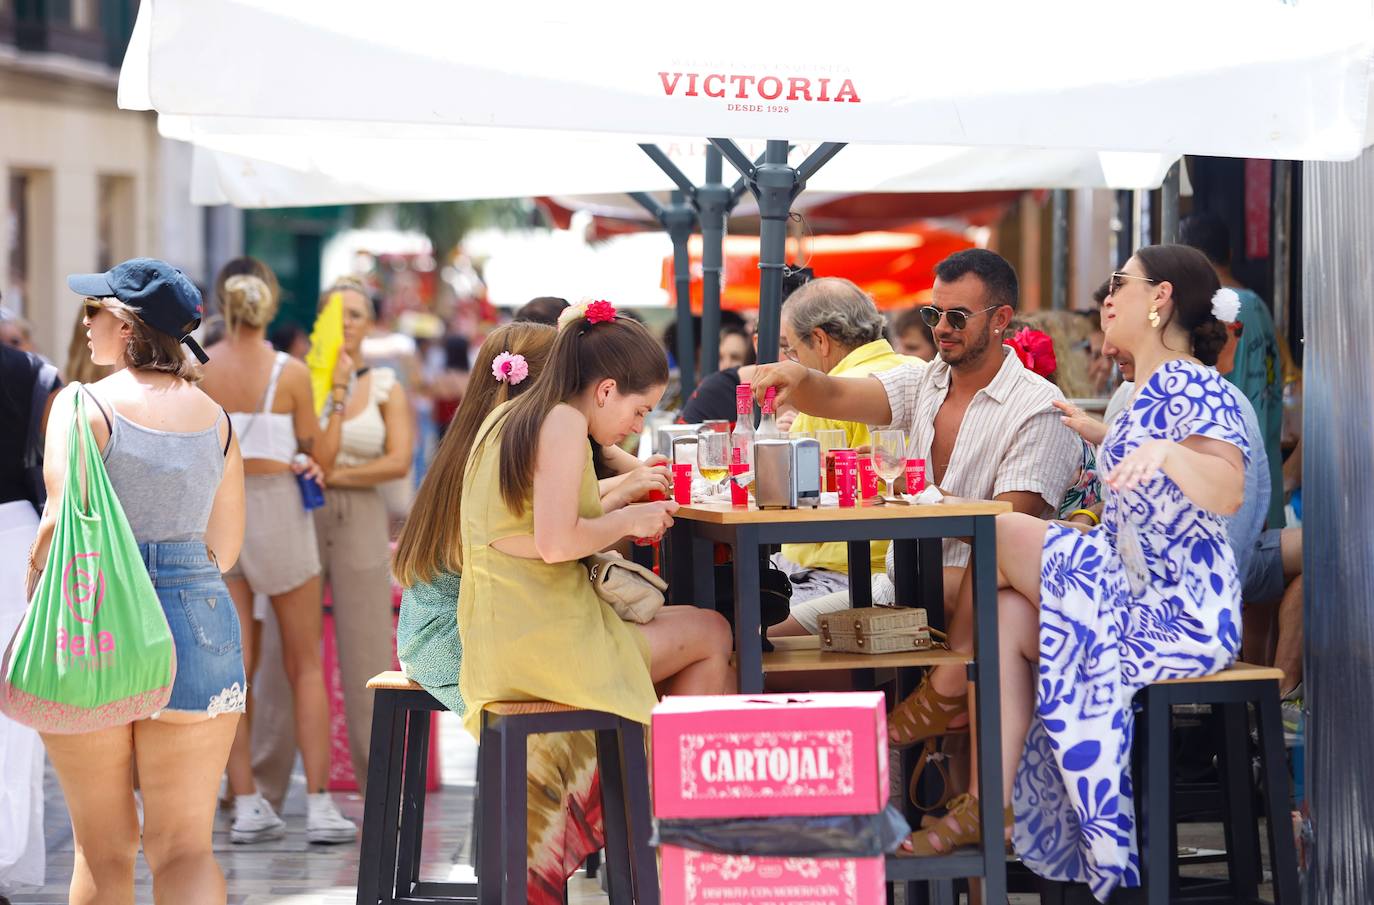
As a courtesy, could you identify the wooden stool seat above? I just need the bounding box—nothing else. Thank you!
[486,700,584,716]
[366,670,424,691]
[1152,661,1284,685]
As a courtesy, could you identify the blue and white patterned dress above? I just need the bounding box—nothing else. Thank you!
[1012,360,1250,901]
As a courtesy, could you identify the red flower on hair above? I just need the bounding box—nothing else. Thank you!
[584,299,617,325]
[1005,328,1057,379]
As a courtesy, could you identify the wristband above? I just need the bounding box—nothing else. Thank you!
[1068,508,1100,526]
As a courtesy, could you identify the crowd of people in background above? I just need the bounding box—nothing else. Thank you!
[0,207,1307,904]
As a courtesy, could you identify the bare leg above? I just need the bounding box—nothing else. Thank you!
[222,575,260,797]
[42,725,140,905]
[269,575,333,792]
[1273,574,1303,696]
[635,605,736,695]
[136,714,240,905]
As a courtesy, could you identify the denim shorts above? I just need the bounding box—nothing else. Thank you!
[138,541,247,715]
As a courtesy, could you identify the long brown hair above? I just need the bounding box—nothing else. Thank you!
[497,312,668,514]
[392,321,556,586]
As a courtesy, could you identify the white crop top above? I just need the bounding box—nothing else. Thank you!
[336,366,395,468]
[229,352,298,464]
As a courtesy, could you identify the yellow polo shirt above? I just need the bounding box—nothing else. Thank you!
[782,339,920,575]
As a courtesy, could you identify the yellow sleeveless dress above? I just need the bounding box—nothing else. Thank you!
[457,404,659,902]
[457,404,657,736]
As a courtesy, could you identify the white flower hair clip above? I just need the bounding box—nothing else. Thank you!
[1211,288,1241,324]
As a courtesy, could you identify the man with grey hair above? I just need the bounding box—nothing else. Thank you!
[773,277,917,602]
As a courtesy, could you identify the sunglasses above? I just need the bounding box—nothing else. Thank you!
[1108,272,1158,296]
[83,299,105,320]
[919,304,1001,331]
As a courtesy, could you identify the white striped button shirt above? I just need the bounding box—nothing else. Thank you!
[873,346,1083,568]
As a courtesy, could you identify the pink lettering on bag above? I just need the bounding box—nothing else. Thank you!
[61,552,106,624]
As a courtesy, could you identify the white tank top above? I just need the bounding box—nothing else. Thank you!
[229,353,298,464]
[336,367,395,468]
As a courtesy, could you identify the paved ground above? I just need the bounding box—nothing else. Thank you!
[13,710,1274,904]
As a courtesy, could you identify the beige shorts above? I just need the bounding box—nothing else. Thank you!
[225,471,322,597]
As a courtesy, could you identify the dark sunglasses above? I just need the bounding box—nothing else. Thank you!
[82,299,105,320]
[918,304,1001,331]
[1108,272,1158,296]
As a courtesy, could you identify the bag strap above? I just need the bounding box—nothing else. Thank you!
[66,385,100,517]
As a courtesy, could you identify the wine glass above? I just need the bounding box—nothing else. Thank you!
[696,430,730,498]
[872,429,908,498]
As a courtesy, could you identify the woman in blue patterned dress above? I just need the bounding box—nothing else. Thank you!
[888,245,1250,901]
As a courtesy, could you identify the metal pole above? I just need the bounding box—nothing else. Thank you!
[1114,189,1135,265]
[755,140,791,364]
[697,147,727,380]
[629,187,698,394]
[1160,161,1182,244]
[1272,160,1292,342]
[1050,189,1069,311]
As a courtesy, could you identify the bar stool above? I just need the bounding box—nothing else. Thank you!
[356,671,471,905]
[478,701,659,905]
[1134,662,1300,905]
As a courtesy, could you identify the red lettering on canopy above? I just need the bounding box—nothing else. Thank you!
[834,79,861,103]
[787,78,813,101]
[758,76,783,100]
[729,74,756,99]
[659,72,685,95]
[703,73,726,98]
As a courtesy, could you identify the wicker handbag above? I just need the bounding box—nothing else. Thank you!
[586,552,667,624]
[818,606,933,654]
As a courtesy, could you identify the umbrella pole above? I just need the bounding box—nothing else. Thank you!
[1051,189,1069,310]
[630,186,699,395]
[710,138,845,364]
[1160,161,1182,244]
[696,147,728,381]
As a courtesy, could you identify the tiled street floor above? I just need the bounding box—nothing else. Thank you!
[15,710,1272,904]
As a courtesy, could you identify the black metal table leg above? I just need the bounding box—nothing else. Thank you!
[499,721,529,905]
[1142,688,1173,905]
[667,521,695,604]
[732,526,763,693]
[848,540,872,606]
[1255,686,1301,904]
[619,721,660,905]
[969,514,1006,904]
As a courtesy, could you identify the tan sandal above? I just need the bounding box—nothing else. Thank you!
[888,674,968,750]
[898,793,1013,857]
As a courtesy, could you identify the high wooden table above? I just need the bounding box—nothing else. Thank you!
[665,498,1011,903]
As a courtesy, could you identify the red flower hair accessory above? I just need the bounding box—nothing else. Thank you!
[1005,328,1057,379]
[584,299,617,325]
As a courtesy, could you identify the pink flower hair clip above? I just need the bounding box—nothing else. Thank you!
[491,351,529,385]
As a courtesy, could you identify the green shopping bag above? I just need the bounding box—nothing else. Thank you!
[0,387,176,733]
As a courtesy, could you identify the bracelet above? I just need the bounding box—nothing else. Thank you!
[333,384,348,391]
[1068,508,1100,526]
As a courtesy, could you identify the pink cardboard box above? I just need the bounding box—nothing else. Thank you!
[652,692,889,819]
[660,846,885,905]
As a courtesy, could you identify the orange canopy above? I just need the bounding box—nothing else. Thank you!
[661,229,973,312]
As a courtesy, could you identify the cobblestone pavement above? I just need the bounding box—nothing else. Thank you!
[13,709,1272,904]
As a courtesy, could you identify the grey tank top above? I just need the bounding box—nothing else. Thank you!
[86,388,228,544]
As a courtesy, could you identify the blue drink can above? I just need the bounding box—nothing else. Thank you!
[297,472,325,511]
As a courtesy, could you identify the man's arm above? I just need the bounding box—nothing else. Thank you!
[751,360,898,426]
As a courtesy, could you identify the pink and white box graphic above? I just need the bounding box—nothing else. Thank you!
[651,692,889,819]
[660,846,885,905]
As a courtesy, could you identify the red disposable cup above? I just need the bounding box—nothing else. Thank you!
[672,464,693,505]
[905,458,927,495]
[834,449,858,508]
[858,455,879,500]
[824,450,838,493]
[729,447,750,507]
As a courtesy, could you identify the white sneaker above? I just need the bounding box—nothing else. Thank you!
[306,792,358,845]
[231,794,286,844]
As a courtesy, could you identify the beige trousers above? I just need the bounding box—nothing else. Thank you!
[249,487,395,801]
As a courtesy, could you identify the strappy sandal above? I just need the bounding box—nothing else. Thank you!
[897,793,1013,857]
[888,673,969,750]
[907,735,964,814]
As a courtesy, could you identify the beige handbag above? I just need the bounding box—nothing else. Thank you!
[586,552,668,624]
[818,606,933,654]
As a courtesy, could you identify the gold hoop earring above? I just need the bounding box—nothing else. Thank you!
[1148,306,1161,329]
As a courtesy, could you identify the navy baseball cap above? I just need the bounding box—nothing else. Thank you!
[67,257,208,363]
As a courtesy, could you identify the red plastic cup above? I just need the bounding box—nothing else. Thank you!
[858,455,879,501]
[672,463,693,505]
[729,447,750,508]
[834,449,858,508]
[824,450,838,493]
[905,458,927,495]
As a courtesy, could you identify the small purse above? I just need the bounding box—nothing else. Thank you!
[817,606,933,654]
[586,552,668,624]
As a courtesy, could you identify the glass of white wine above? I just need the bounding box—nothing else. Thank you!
[872,429,908,499]
[696,429,730,498]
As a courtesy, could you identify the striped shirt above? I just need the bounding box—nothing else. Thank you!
[874,346,1082,567]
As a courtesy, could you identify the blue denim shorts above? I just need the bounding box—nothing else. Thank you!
[138,542,247,715]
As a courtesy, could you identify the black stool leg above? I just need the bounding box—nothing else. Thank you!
[618,721,660,905]
[500,722,530,905]
[583,850,601,880]
[395,706,433,900]
[596,728,635,903]
[1142,688,1173,905]
[357,690,403,905]
[1219,701,1261,902]
[478,715,503,905]
[1255,686,1301,904]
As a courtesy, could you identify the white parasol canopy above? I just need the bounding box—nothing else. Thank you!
[122,0,1373,162]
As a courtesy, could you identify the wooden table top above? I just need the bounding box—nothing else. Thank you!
[674,497,1011,525]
